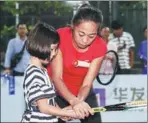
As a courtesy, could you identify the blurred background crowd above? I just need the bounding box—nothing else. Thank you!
[0,1,147,75]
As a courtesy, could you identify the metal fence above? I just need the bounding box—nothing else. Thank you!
[0,7,147,73]
[0,14,72,70]
[0,14,72,50]
[118,8,147,62]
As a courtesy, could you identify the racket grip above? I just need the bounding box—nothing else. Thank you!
[92,107,107,112]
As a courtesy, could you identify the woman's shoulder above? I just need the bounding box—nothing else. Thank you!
[94,36,107,48]
[57,27,72,47]
[57,26,72,35]
[89,36,107,57]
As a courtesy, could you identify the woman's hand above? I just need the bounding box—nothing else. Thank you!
[72,99,94,119]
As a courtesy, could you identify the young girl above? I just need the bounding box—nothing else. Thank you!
[21,22,76,122]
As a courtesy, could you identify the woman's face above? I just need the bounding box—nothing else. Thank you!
[72,21,99,49]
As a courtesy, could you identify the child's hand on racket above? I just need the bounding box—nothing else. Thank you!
[60,105,73,121]
[60,116,72,121]
[60,107,77,121]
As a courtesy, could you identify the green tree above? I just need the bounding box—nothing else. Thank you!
[0,1,73,51]
[119,1,147,9]
[2,1,72,18]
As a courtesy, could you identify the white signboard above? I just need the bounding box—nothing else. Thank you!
[93,75,147,122]
[1,75,147,122]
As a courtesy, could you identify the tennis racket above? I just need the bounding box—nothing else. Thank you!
[96,50,118,85]
[92,100,147,112]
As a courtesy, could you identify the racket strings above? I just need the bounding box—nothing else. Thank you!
[100,53,117,74]
[97,50,118,85]
[99,53,116,83]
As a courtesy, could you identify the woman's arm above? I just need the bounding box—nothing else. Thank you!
[77,56,104,101]
[50,49,79,105]
[70,57,104,118]
[50,49,94,118]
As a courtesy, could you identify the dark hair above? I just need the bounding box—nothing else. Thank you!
[26,22,60,60]
[143,26,147,32]
[111,20,123,30]
[78,3,91,9]
[72,5,103,26]
[16,22,27,28]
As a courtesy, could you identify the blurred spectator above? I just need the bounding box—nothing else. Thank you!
[138,26,147,74]
[101,27,110,42]
[109,20,135,74]
[3,22,30,76]
[101,27,117,52]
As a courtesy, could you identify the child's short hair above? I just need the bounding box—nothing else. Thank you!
[26,22,60,60]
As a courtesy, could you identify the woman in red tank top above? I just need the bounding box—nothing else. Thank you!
[48,3,107,123]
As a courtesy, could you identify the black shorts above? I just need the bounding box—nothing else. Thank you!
[56,89,102,123]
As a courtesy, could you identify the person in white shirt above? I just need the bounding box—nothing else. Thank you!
[3,22,30,76]
[109,20,135,74]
